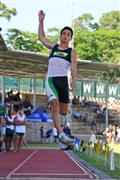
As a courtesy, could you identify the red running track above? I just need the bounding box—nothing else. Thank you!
[0,149,98,179]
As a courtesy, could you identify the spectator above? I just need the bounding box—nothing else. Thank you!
[116,125,120,142]
[81,114,87,121]
[45,129,52,143]
[23,95,33,116]
[4,110,15,151]
[103,127,110,143]
[40,126,45,142]
[14,91,21,102]
[81,97,89,107]
[0,97,6,152]
[80,139,86,152]
[14,106,26,152]
[63,125,71,137]
[72,96,79,105]
[74,109,81,120]
[7,90,14,102]
[51,127,58,144]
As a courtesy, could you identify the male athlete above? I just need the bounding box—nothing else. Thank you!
[38,10,77,149]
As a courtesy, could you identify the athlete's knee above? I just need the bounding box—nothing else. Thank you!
[60,110,67,116]
[59,102,68,116]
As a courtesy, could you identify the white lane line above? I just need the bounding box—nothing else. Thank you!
[65,151,89,175]
[6,149,39,178]
[65,151,96,179]
[12,172,88,176]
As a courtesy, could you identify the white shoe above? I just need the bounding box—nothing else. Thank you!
[59,132,74,144]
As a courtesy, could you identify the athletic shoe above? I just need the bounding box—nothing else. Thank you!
[59,132,74,144]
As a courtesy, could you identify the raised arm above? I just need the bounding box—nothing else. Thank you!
[38,10,55,49]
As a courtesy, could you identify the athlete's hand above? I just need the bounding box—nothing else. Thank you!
[70,81,75,93]
[38,10,45,22]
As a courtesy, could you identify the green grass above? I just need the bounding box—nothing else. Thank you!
[28,142,59,148]
[74,149,120,179]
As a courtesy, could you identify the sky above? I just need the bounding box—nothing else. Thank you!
[1,0,120,36]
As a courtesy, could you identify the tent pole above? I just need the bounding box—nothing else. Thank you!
[2,63,5,104]
[33,73,37,110]
[105,73,109,128]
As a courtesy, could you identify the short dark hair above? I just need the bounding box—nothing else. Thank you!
[60,26,73,37]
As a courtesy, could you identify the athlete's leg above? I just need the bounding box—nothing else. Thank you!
[59,102,74,145]
[50,99,62,135]
[46,76,74,145]
[59,102,68,116]
[50,99,74,144]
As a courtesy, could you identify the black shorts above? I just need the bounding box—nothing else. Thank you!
[46,76,69,103]
[5,128,14,137]
[16,132,25,136]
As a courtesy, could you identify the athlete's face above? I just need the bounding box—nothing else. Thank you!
[60,30,72,43]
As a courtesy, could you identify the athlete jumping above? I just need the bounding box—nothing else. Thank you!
[38,10,77,149]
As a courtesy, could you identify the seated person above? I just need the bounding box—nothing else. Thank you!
[72,96,78,105]
[63,125,72,137]
[74,109,81,120]
[81,97,89,107]
[14,91,21,103]
[23,95,33,115]
[6,90,14,102]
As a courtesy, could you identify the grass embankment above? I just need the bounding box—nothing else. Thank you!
[74,144,120,180]
[28,142,59,148]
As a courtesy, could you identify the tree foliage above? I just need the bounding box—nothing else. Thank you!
[0,2,17,21]
[73,11,120,64]
[99,10,120,30]
[6,28,48,54]
[46,27,60,43]
[75,29,120,63]
[73,13,99,33]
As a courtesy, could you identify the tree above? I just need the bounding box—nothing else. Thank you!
[73,13,99,33]
[74,29,120,63]
[73,11,120,63]
[0,2,17,21]
[6,27,61,54]
[7,28,48,54]
[46,27,60,43]
[99,10,120,30]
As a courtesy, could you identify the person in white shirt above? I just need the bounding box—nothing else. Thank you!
[14,106,26,152]
[116,125,120,142]
[52,127,58,144]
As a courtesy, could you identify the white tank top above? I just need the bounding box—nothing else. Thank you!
[15,113,26,133]
[47,44,72,77]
